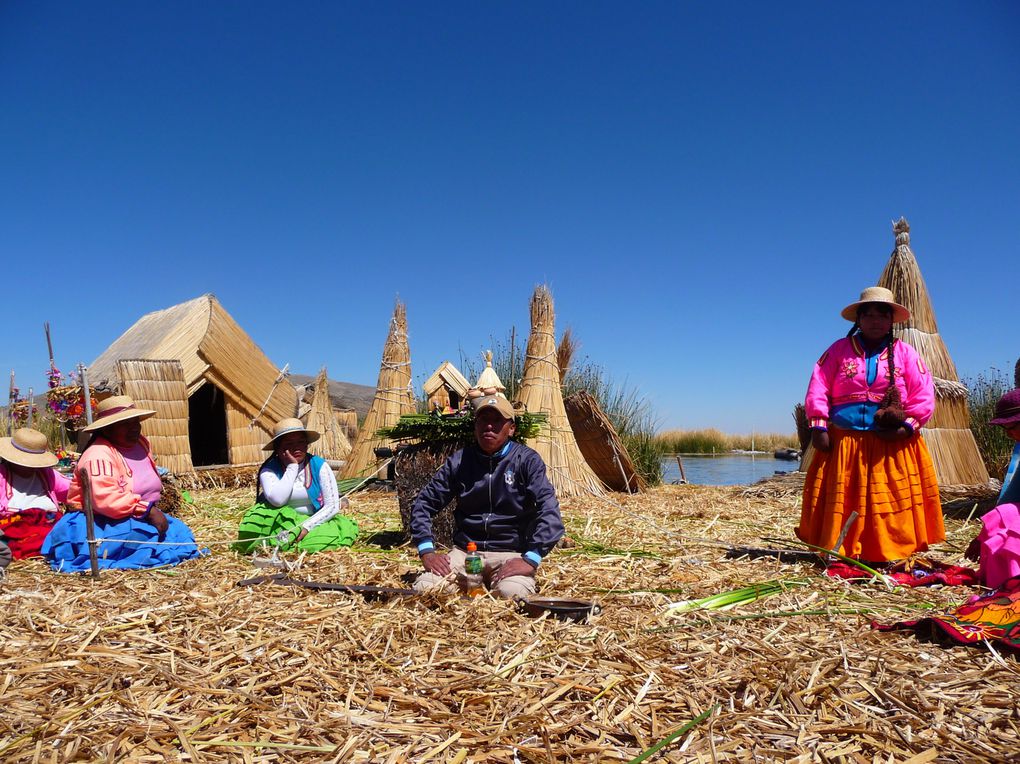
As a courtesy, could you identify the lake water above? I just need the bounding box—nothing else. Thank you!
[661,453,799,486]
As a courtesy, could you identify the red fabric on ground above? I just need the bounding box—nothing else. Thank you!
[0,509,63,559]
[825,559,979,587]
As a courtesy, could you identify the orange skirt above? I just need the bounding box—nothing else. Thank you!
[797,430,944,562]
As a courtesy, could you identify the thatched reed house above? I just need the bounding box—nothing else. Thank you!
[341,301,416,479]
[564,391,646,493]
[423,361,471,411]
[878,218,990,487]
[517,286,605,497]
[88,294,297,473]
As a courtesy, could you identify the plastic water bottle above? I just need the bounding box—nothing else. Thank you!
[464,541,484,597]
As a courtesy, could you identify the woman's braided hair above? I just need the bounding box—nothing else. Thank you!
[855,304,906,428]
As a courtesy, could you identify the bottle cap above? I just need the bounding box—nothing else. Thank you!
[466,541,477,552]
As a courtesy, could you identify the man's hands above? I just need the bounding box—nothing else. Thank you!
[491,556,535,583]
[421,551,451,577]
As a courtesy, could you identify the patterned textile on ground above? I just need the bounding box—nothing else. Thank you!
[0,509,63,559]
[41,512,207,572]
[234,503,358,554]
[798,429,944,562]
[826,558,978,587]
[874,575,1020,652]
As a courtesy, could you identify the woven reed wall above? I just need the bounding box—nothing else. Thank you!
[878,218,989,486]
[117,359,194,475]
[225,399,270,466]
[564,391,645,493]
[306,368,352,462]
[517,286,605,497]
[341,301,416,479]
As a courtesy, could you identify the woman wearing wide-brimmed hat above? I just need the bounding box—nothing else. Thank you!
[0,428,70,560]
[234,418,357,554]
[797,286,943,563]
[41,395,205,572]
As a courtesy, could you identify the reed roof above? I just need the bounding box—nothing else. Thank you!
[341,301,416,479]
[878,218,989,486]
[517,286,605,498]
[88,294,296,430]
[422,361,471,400]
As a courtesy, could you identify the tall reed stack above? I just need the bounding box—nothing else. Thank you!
[517,286,605,497]
[305,367,352,463]
[341,301,415,479]
[878,218,990,487]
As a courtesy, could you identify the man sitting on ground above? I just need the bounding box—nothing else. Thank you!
[410,394,564,599]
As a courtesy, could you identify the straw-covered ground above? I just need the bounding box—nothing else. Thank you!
[2,481,1017,763]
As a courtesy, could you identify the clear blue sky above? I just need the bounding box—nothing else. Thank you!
[3,2,1018,433]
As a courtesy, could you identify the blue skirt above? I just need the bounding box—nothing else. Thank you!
[41,512,207,572]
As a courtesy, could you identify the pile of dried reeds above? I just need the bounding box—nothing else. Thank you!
[564,390,646,493]
[879,218,990,486]
[394,441,460,546]
[342,301,416,480]
[0,483,1013,762]
[305,367,352,463]
[517,286,604,498]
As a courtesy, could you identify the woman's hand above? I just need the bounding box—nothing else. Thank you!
[875,426,911,441]
[811,429,831,452]
[279,448,301,466]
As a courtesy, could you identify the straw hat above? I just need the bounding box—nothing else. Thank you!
[82,395,156,432]
[263,418,320,451]
[989,389,1020,428]
[840,286,911,324]
[0,428,58,469]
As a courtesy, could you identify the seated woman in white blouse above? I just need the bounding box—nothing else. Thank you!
[0,428,69,560]
[234,418,358,553]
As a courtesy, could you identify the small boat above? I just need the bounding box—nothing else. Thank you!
[773,447,801,461]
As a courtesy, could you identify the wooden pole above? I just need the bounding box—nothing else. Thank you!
[78,467,101,579]
[7,370,14,436]
[79,364,94,426]
[609,438,633,494]
[26,387,33,427]
[675,454,687,484]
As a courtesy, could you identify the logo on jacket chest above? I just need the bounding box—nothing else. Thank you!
[504,469,515,487]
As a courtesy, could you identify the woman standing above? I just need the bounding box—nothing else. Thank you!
[0,428,69,559]
[797,287,943,563]
[42,396,204,571]
[235,418,357,554]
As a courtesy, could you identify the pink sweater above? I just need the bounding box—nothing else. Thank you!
[0,464,69,515]
[805,336,935,432]
[67,436,160,520]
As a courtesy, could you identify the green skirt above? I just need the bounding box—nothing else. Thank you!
[234,503,358,554]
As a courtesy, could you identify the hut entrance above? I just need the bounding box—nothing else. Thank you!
[189,384,229,466]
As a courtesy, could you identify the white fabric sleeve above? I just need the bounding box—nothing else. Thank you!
[300,462,342,532]
[259,463,301,507]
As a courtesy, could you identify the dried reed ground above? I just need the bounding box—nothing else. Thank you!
[1,484,1017,763]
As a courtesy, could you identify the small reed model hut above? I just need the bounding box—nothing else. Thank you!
[517,286,605,497]
[878,218,990,487]
[88,295,297,473]
[423,361,471,411]
[341,301,416,479]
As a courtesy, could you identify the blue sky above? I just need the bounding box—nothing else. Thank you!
[3,2,1018,433]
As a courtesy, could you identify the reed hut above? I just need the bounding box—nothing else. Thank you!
[341,301,416,479]
[88,294,297,471]
[517,286,605,497]
[878,218,990,487]
[305,367,352,464]
[564,391,646,493]
[423,361,471,411]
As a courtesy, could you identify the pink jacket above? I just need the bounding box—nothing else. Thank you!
[0,464,69,515]
[67,436,159,520]
[805,336,935,432]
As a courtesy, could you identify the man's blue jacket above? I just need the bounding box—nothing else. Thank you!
[410,440,564,567]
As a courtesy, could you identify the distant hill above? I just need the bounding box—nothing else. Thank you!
[291,374,376,420]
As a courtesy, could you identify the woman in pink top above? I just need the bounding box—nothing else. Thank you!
[0,428,69,559]
[42,396,204,572]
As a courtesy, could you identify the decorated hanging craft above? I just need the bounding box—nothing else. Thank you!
[43,367,97,428]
